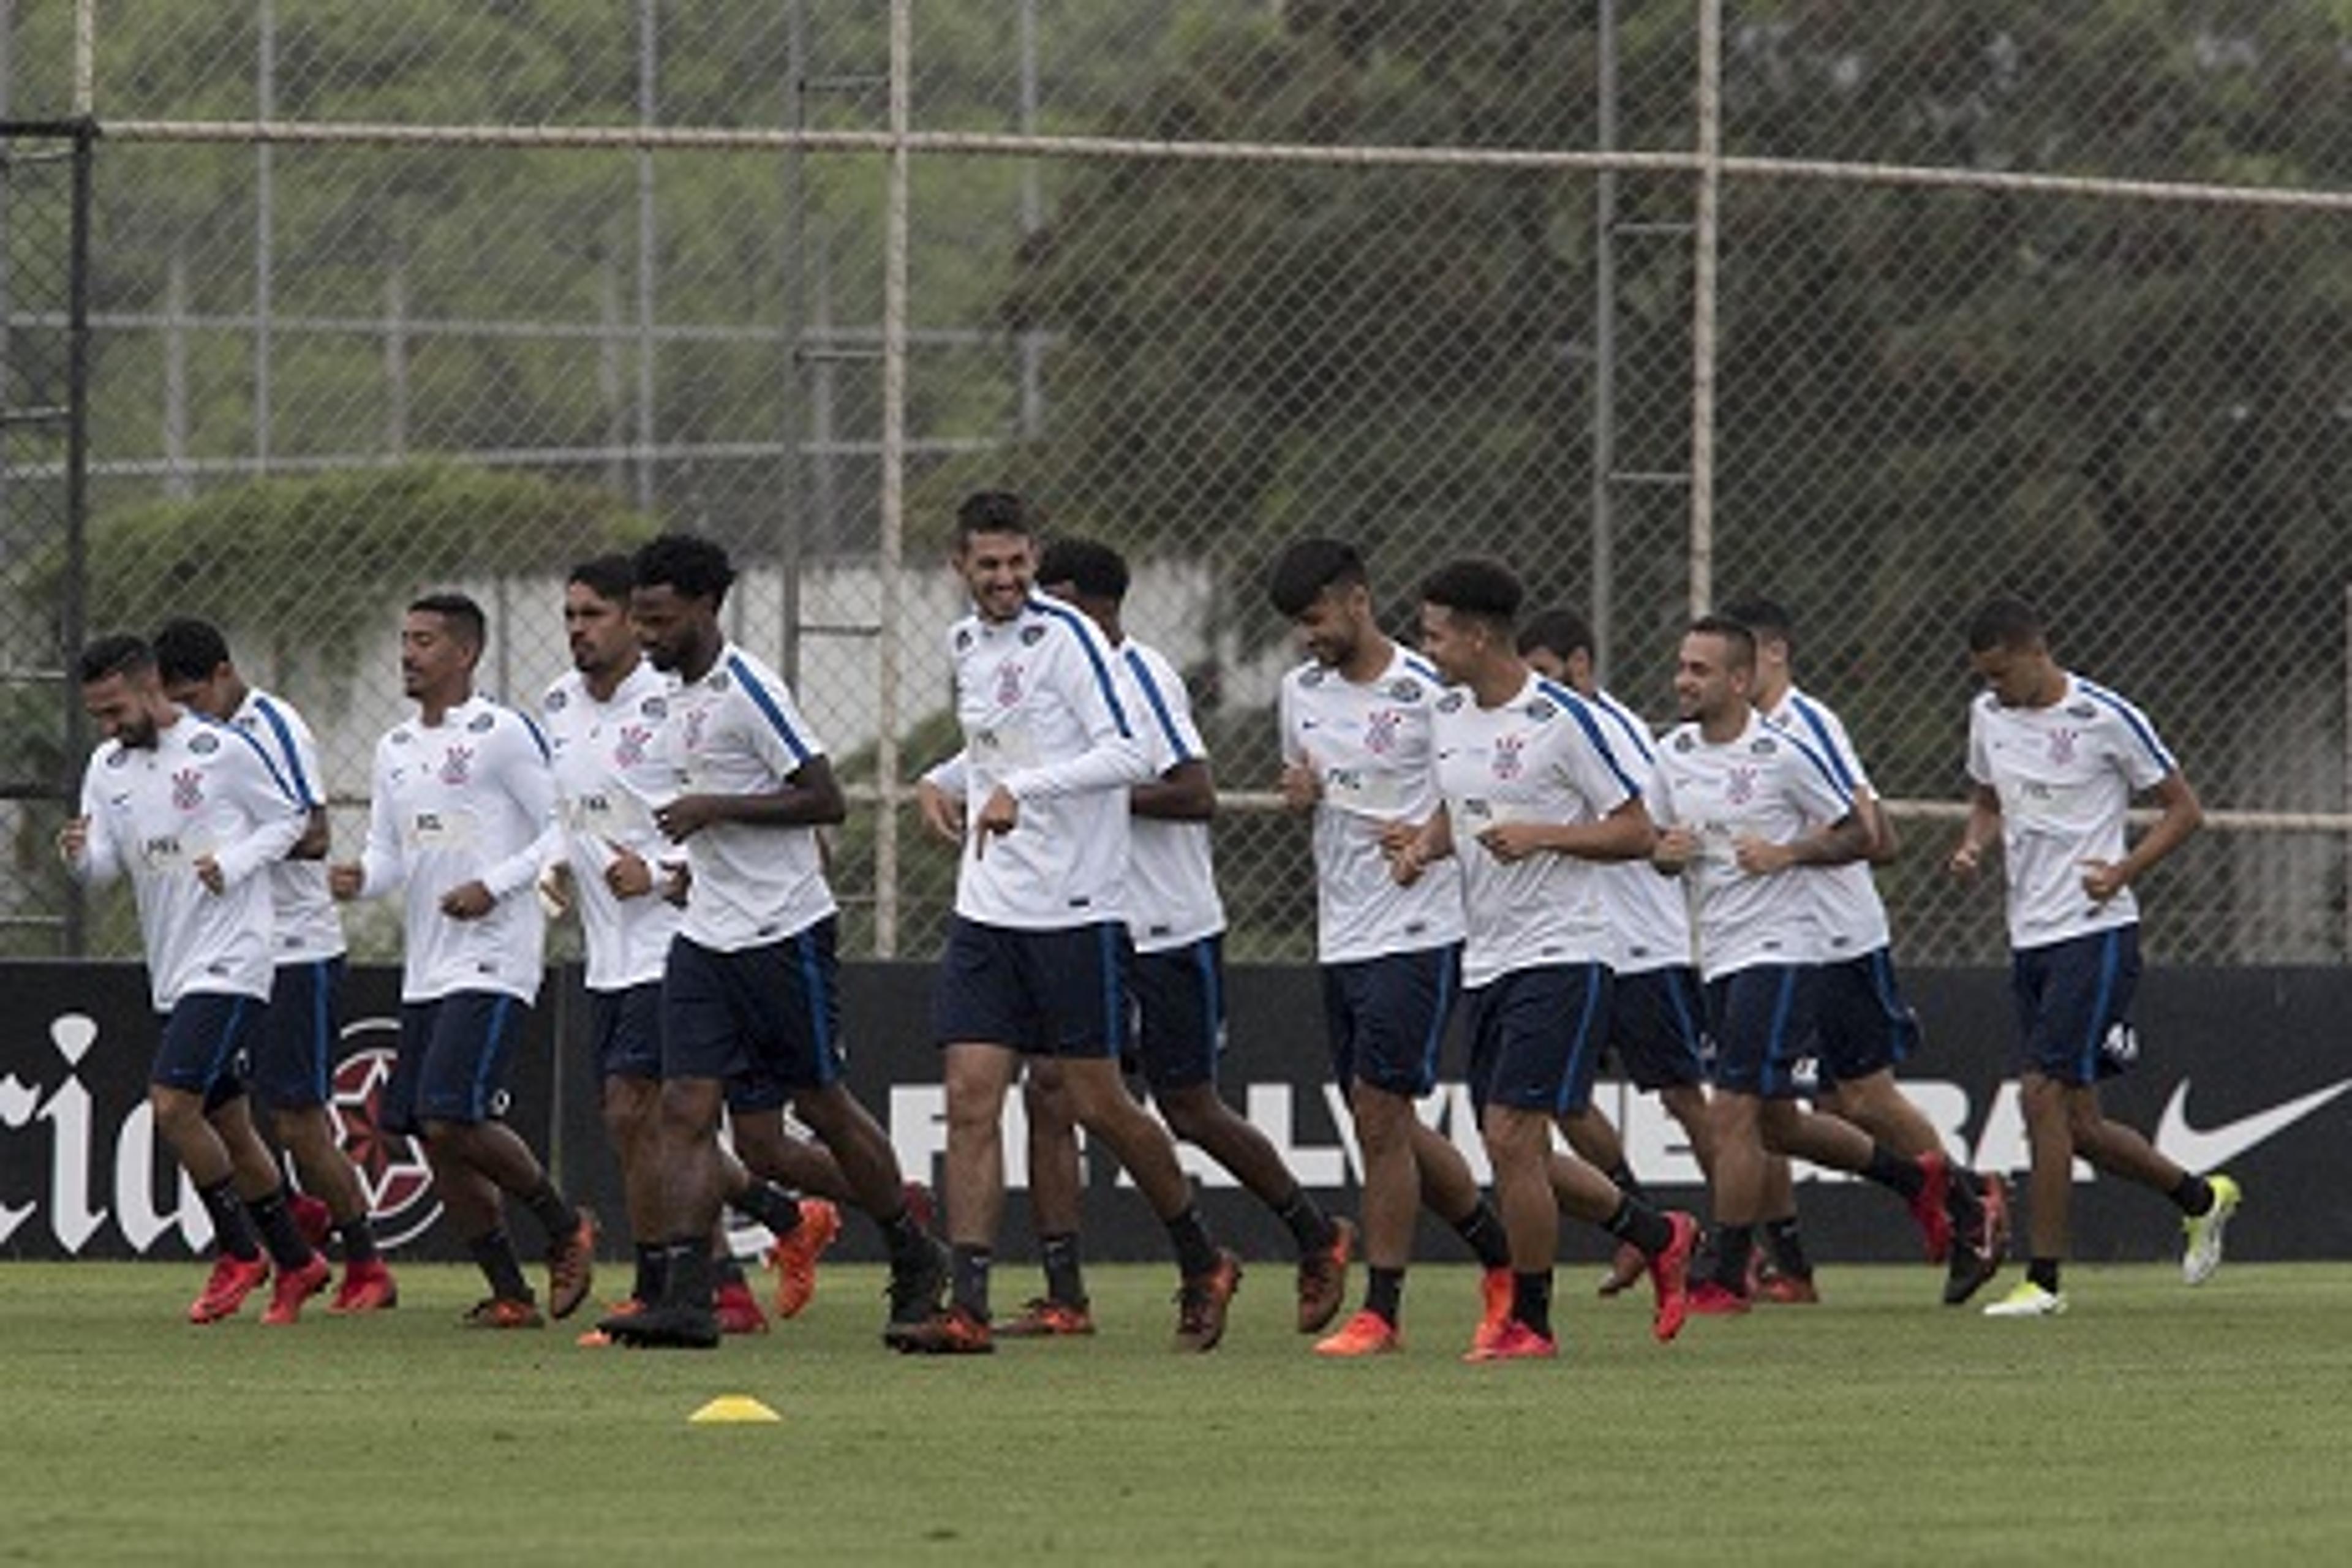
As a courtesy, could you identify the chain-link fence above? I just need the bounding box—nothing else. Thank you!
[4,2,2348,967]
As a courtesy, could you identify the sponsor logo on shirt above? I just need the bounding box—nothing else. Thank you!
[1491,734,1525,781]
[640,696,666,720]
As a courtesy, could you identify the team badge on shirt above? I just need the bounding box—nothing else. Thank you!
[1525,698,1555,722]
[2048,728,2079,765]
[1021,625,1047,646]
[640,696,667,720]
[546,688,569,712]
[1364,709,1401,755]
[189,731,219,755]
[439,745,473,786]
[468,712,496,733]
[995,662,1025,708]
[1725,763,1758,805]
[1387,679,1422,702]
[615,724,652,769]
[171,768,204,811]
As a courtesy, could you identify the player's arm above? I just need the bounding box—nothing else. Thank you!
[1275,680,1321,812]
[1125,649,1215,821]
[331,742,405,901]
[59,766,120,885]
[1735,749,1866,873]
[665,753,847,834]
[918,750,970,845]
[1000,629,1152,802]
[1382,804,1452,885]
[1853,786,1899,865]
[1133,757,1215,821]
[2083,769,2203,903]
[1482,794,1654,865]
[1947,783,2003,882]
[203,737,309,890]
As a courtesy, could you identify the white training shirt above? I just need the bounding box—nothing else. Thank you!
[658,643,837,954]
[1967,671,2177,951]
[356,693,555,1004]
[543,661,684,990]
[1583,687,1697,975]
[1431,674,1641,988]
[1649,709,1855,981]
[1764,685,1894,959]
[927,597,1151,932]
[1119,639,1226,954]
[74,713,307,1010]
[229,687,347,965]
[1277,644,1466,965]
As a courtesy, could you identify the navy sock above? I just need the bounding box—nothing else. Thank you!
[336,1216,380,1265]
[1164,1207,1219,1279]
[466,1229,532,1302]
[1040,1231,1088,1305]
[951,1244,993,1319]
[1272,1188,1336,1255]
[520,1178,579,1245]
[731,1179,804,1235]
[663,1239,714,1310]
[1605,1161,1646,1202]
[1713,1223,1755,1292]
[1452,1200,1512,1271]
[631,1242,665,1304]
[246,1186,314,1271]
[1862,1144,1926,1200]
[1763,1216,1813,1278]
[1365,1265,1406,1326]
[881,1206,930,1270]
[1603,1195,1672,1256]
[197,1178,260,1264]
[2029,1257,2062,1294]
[1510,1270,1554,1339]
[2170,1174,2215,1216]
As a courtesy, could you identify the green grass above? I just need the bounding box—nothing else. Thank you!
[4,1261,2350,1564]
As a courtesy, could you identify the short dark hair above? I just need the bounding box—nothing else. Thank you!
[632,533,736,606]
[409,592,488,652]
[1686,613,1756,672]
[152,617,233,685]
[1967,596,2046,654]
[1517,608,1594,664]
[1419,557,1523,633]
[1718,596,1793,655]
[568,552,638,606]
[1035,536,1129,603]
[956,491,1039,548]
[1266,537,1366,618]
[77,633,154,685]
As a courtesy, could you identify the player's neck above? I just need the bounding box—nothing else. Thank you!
[418,685,471,727]
[1468,657,1528,709]
[1753,672,1791,710]
[1338,633,1393,685]
[1698,705,1749,745]
[584,655,638,704]
[676,630,725,685]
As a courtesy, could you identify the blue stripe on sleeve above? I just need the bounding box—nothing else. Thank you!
[249,696,318,807]
[1537,678,1642,799]
[513,709,553,763]
[725,652,814,764]
[1591,690,1657,765]
[1777,725,1855,807]
[1121,647,1196,764]
[1403,654,1443,685]
[1786,694,1860,792]
[218,718,298,804]
[1025,598,1131,737]
[2076,679,2177,772]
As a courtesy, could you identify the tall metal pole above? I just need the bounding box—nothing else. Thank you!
[1591,0,1619,673]
[1016,0,1044,438]
[255,0,276,474]
[778,0,809,687]
[1687,0,1722,616]
[635,0,658,513]
[62,124,95,954]
[872,0,911,957]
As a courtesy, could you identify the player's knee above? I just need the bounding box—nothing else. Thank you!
[1480,1106,1547,1164]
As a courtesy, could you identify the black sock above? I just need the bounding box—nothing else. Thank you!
[631,1242,665,1304]
[520,1178,579,1246]
[1602,1195,1672,1256]
[197,1178,261,1263]
[2170,1174,2215,1216]
[1763,1216,1813,1279]
[731,1179,803,1235]
[1164,1207,1219,1278]
[713,1251,747,1288]
[1862,1144,1926,1200]
[880,1206,930,1271]
[1272,1188,1336,1256]
[1452,1199,1512,1271]
[336,1216,379,1265]
[951,1244,992,1319]
[1945,1167,1985,1226]
[663,1239,714,1310]
[1510,1270,1554,1339]
[1713,1223,1755,1292]
[1605,1161,1646,1202]
[246,1186,314,1271]
[467,1229,532,1302]
[1365,1265,1406,1327]
[1039,1231,1088,1305]
[2028,1256,2062,1294]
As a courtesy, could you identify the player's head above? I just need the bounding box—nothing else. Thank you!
[1267,537,1373,669]
[1035,535,1128,640]
[631,533,734,675]
[1415,557,1522,688]
[402,592,486,702]
[1966,595,2056,707]
[1719,595,1793,677]
[1516,607,1595,692]
[565,553,641,680]
[77,633,169,749]
[952,491,1038,624]
[1675,613,1755,725]
[151,617,242,721]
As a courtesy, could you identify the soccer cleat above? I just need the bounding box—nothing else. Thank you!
[1755,1270,1822,1306]
[1172,1248,1243,1352]
[1908,1150,1954,1263]
[1463,1317,1558,1362]
[329,1258,399,1315]
[2181,1174,2242,1286]
[576,1297,640,1348]
[714,1278,770,1335]
[993,1297,1097,1338]
[761,1197,842,1320]
[899,1180,938,1237]
[461,1296,546,1330]
[188,1254,271,1324]
[882,1238,952,1349]
[607,1301,722,1349]
[1295,1215,1356,1333]
[288,1193,334,1251]
[1648,1210,1699,1343]
[1596,1240,1646,1298]
[1313,1309,1403,1357]
[260,1253,332,1325]
[1685,1280,1752,1317]
[1943,1173,2010,1307]
[1470,1266,1513,1355]
[891,1304,995,1355]
[1983,1280,2067,1318]
[546,1209,598,1321]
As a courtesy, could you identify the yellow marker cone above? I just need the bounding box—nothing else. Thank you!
[688,1395,782,1425]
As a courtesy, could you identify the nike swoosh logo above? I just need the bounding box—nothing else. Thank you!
[2154,1076,2352,1173]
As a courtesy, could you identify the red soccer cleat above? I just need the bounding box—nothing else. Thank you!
[890,1304,995,1355]
[188,1254,271,1325]
[1463,1317,1558,1362]
[288,1193,334,1251]
[462,1297,546,1330]
[1755,1270,1821,1305]
[1685,1279,1752,1317]
[260,1254,332,1326]
[1470,1267,1513,1355]
[1296,1216,1356,1334]
[546,1210,598,1321]
[1172,1249,1243,1353]
[328,1257,399,1315]
[1648,1211,1699,1343]
[1909,1150,1954,1263]
[714,1278,771,1335]
[1313,1309,1402,1358]
[762,1197,842,1321]
[993,1297,1096,1338]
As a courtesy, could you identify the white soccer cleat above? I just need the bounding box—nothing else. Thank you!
[2180,1173,2242,1286]
[1982,1280,2067,1319]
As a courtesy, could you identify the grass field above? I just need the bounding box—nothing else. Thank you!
[3,1259,2348,1565]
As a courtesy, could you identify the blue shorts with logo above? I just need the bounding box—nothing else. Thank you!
[1130,935,1226,1091]
[663,919,844,1109]
[2011,925,2141,1086]
[1320,943,1460,1099]
[1606,965,1711,1091]
[1705,964,1817,1101]
[1809,946,1920,1089]
[383,990,529,1134]
[1465,961,1610,1117]
[589,979,666,1084]
[153,992,263,1098]
[930,916,1129,1058]
[248,956,345,1111]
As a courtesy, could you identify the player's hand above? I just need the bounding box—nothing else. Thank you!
[1946,839,1985,883]
[1278,760,1322,812]
[602,840,654,899]
[1376,820,1425,885]
[1653,826,1698,874]
[537,864,573,919]
[439,880,496,920]
[916,777,966,846]
[658,861,691,907]
[1733,834,1795,876]
[328,862,364,900]
[971,785,1019,857]
[191,853,225,895]
[55,816,89,865]
[1477,822,1548,864]
[653,793,725,842]
[2079,858,2128,903]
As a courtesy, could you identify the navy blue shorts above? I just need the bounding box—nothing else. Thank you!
[249,956,344,1111]
[930,916,1129,1058]
[1705,965,1817,1100]
[1131,936,1225,1092]
[1809,947,1920,1089]
[2011,925,2141,1086]
[1606,966,1711,1091]
[663,919,845,1106]
[383,992,528,1135]
[588,980,665,1084]
[153,992,262,1098]
[1320,944,1460,1098]
[1465,962,1610,1117]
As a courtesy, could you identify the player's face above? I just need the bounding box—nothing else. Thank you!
[83,671,162,750]
[1971,642,2048,707]
[400,611,475,701]
[1290,585,1363,669]
[1415,603,1485,686]
[629,583,710,673]
[1674,631,1745,723]
[956,530,1033,623]
[1523,646,1571,686]
[160,666,235,722]
[564,582,636,677]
